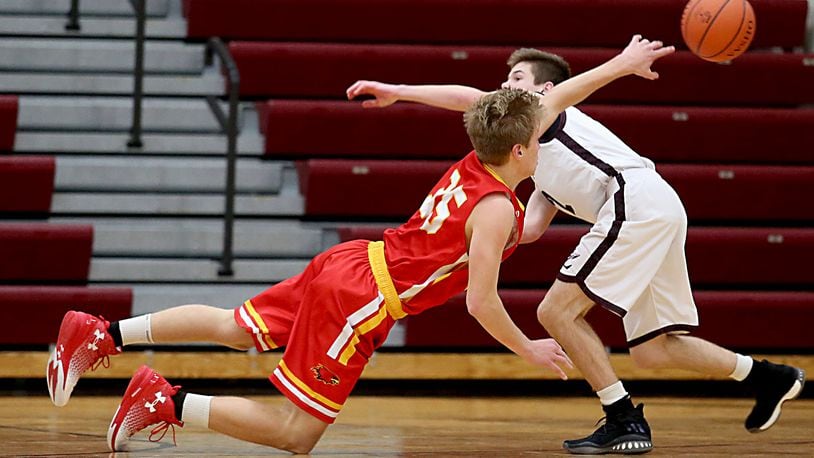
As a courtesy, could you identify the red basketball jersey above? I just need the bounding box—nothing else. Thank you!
[382,151,525,315]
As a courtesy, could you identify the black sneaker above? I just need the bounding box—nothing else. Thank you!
[563,402,652,455]
[744,359,806,433]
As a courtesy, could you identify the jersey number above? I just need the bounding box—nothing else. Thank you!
[419,169,468,234]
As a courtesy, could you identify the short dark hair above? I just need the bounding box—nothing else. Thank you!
[507,48,571,85]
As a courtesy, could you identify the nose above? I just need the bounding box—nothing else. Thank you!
[501,81,510,89]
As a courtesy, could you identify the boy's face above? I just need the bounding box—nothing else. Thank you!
[502,62,545,92]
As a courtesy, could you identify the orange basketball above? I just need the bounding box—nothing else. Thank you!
[681,0,756,62]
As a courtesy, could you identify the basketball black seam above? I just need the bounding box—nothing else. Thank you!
[706,0,749,59]
[697,0,732,57]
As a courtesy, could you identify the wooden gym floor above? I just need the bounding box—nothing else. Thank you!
[1,394,812,456]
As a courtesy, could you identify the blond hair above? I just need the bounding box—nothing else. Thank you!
[464,88,543,165]
[507,48,571,85]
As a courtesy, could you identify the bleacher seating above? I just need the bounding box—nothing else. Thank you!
[231,43,814,106]
[299,159,814,222]
[0,286,131,345]
[0,95,17,151]
[338,226,814,289]
[184,0,807,50]
[403,290,814,350]
[0,156,54,214]
[0,223,93,282]
[261,101,814,164]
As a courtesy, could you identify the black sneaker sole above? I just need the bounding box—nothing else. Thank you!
[563,434,653,455]
[748,368,806,433]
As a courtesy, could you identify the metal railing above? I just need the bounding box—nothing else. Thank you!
[65,0,145,147]
[204,38,241,277]
[65,4,241,276]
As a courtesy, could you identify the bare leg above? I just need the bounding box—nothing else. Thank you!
[149,304,254,350]
[537,280,618,391]
[209,396,328,453]
[630,334,736,376]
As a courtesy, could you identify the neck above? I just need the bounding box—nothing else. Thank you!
[483,162,525,191]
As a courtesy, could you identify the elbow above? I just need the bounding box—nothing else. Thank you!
[465,294,488,318]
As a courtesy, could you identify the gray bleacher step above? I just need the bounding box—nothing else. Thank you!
[51,189,304,216]
[50,217,325,257]
[0,0,170,17]
[0,38,204,73]
[18,96,222,132]
[122,283,406,347]
[14,132,265,155]
[0,72,222,96]
[55,157,284,192]
[90,258,310,283]
[0,16,185,38]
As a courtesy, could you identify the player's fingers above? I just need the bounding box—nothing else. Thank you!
[345,81,362,97]
[631,34,642,44]
[559,352,575,369]
[654,45,676,57]
[549,362,568,380]
[361,99,380,108]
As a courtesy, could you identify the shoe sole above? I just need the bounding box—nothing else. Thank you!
[564,434,653,455]
[749,368,806,433]
[46,311,80,407]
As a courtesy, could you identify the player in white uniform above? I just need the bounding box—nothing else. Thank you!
[347,44,806,454]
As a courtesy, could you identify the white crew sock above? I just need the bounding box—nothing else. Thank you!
[181,393,213,428]
[118,314,153,346]
[597,381,629,406]
[729,354,753,381]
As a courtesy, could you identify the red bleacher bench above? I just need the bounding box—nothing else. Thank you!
[338,226,814,289]
[0,156,55,213]
[299,159,814,222]
[261,100,814,164]
[0,95,18,151]
[0,223,93,282]
[0,286,132,345]
[185,0,807,50]
[230,42,814,106]
[403,290,814,350]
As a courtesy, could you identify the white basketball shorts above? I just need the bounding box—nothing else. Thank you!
[557,167,699,346]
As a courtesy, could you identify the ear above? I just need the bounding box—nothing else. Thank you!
[511,143,524,158]
[540,81,555,94]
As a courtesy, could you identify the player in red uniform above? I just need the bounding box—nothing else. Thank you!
[46,36,673,453]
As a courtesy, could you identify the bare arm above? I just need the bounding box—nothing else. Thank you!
[539,35,674,128]
[466,194,573,378]
[346,81,485,111]
[520,190,559,244]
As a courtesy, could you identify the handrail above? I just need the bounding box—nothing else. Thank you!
[204,37,241,277]
[65,0,145,147]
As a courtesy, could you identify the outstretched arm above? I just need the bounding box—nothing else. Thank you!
[539,35,674,128]
[465,194,573,379]
[346,80,485,111]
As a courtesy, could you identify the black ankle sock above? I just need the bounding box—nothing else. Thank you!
[603,395,634,416]
[172,390,187,421]
[108,321,123,348]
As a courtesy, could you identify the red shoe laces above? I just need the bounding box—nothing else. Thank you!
[148,421,178,445]
[90,354,111,371]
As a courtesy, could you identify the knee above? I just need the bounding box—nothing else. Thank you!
[216,314,254,351]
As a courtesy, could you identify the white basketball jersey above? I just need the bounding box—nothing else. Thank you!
[534,106,655,223]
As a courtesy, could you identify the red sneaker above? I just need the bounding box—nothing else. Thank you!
[107,365,184,452]
[47,310,121,406]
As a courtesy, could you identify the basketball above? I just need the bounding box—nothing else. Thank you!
[681,0,756,62]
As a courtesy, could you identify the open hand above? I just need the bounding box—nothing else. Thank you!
[346,80,399,108]
[619,34,675,80]
[521,338,574,380]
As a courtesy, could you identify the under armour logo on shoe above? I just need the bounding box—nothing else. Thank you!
[88,329,105,351]
[145,391,166,413]
[53,345,63,366]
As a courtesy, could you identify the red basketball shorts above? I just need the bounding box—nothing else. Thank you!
[234,240,397,423]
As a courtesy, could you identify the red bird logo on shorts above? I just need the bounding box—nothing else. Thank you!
[311,364,340,386]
